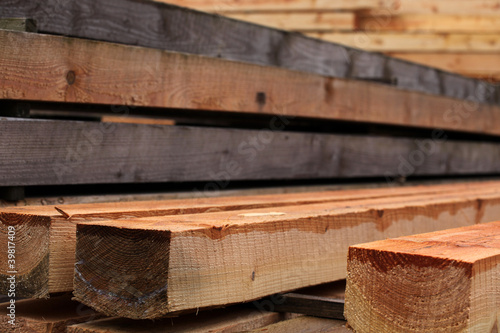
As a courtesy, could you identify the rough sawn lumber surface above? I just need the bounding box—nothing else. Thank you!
[345,221,500,332]
[73,188,500,319]
[1,0,498,104]
[3,181,495,298]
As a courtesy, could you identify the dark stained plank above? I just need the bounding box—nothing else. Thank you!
[161,0,500,15]
[260,293,345,320]
[2,117,500,186]
[0,0,498,104]
[254,280,346,320]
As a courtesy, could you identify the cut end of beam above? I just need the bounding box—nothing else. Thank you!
[345,246,472,332]
[0,213,51,297]
[345,221,500,332]
[73,225,171,319]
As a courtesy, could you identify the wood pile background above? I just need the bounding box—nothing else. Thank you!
[167,0,500,82]
[1,0,500,332]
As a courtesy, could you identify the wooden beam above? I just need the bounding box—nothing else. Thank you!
[2,34,500,135]
[264,293,345,320]
[4,118,500,187]
[345,221,500,332]
[292,279,346,300]
[3,177,499,208]
[224,12,355,31]
[67,308,293,333]
[158,0,500,15]
[0,20,34,201]
[100,116,175,126]
[158,0,384,11]
[307,32,500,52]
[366,1,500,16]
[253,280,347,319]
[73,188,500,319]
[247,316,349,333]
[387,52,500,80]
[1,0,497,105]
[0,294,103,332]
[357,14,500,33]
[3,181,497,297]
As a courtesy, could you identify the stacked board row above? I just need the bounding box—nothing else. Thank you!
[1,25,500,187]
[2,1,500,331]
[168,0,500,81]
[2,181,500,322]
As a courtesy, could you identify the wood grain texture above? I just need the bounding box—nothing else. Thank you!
[73,189,500,319]
[224,12,355,31]
[159,0,383,11]
[0,294,102,333]
[67,308,291,333]
[101,116,175,126]
[247,316,349,333]
[4,118,500,187]
[0,211,51,298]
[365,1,500,16]
[3,177,499,208]
[345,221,500,332]
[1,0,497,104]
[357,14,500,33]
[1,32,500,134]
[307,32,500,52]
[4,181,497,297]
[388,52,500,80]
[158,0,500,15]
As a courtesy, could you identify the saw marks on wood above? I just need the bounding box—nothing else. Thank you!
[345,221,500,332]
[1,31,500,134]
[73,188,500,319]
[2,180,499,297]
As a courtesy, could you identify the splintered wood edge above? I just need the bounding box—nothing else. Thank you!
[0,213,51,298]
[73,225,171,319]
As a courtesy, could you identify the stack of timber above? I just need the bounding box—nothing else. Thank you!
[2,0,499,103]
[2,26,500,185]
[2,0,500,331]
[168,0,500,81]
[2,181,500,330]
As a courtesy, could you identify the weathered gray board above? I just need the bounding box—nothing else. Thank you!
[0,0,497,105]
[0,117,499,186]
